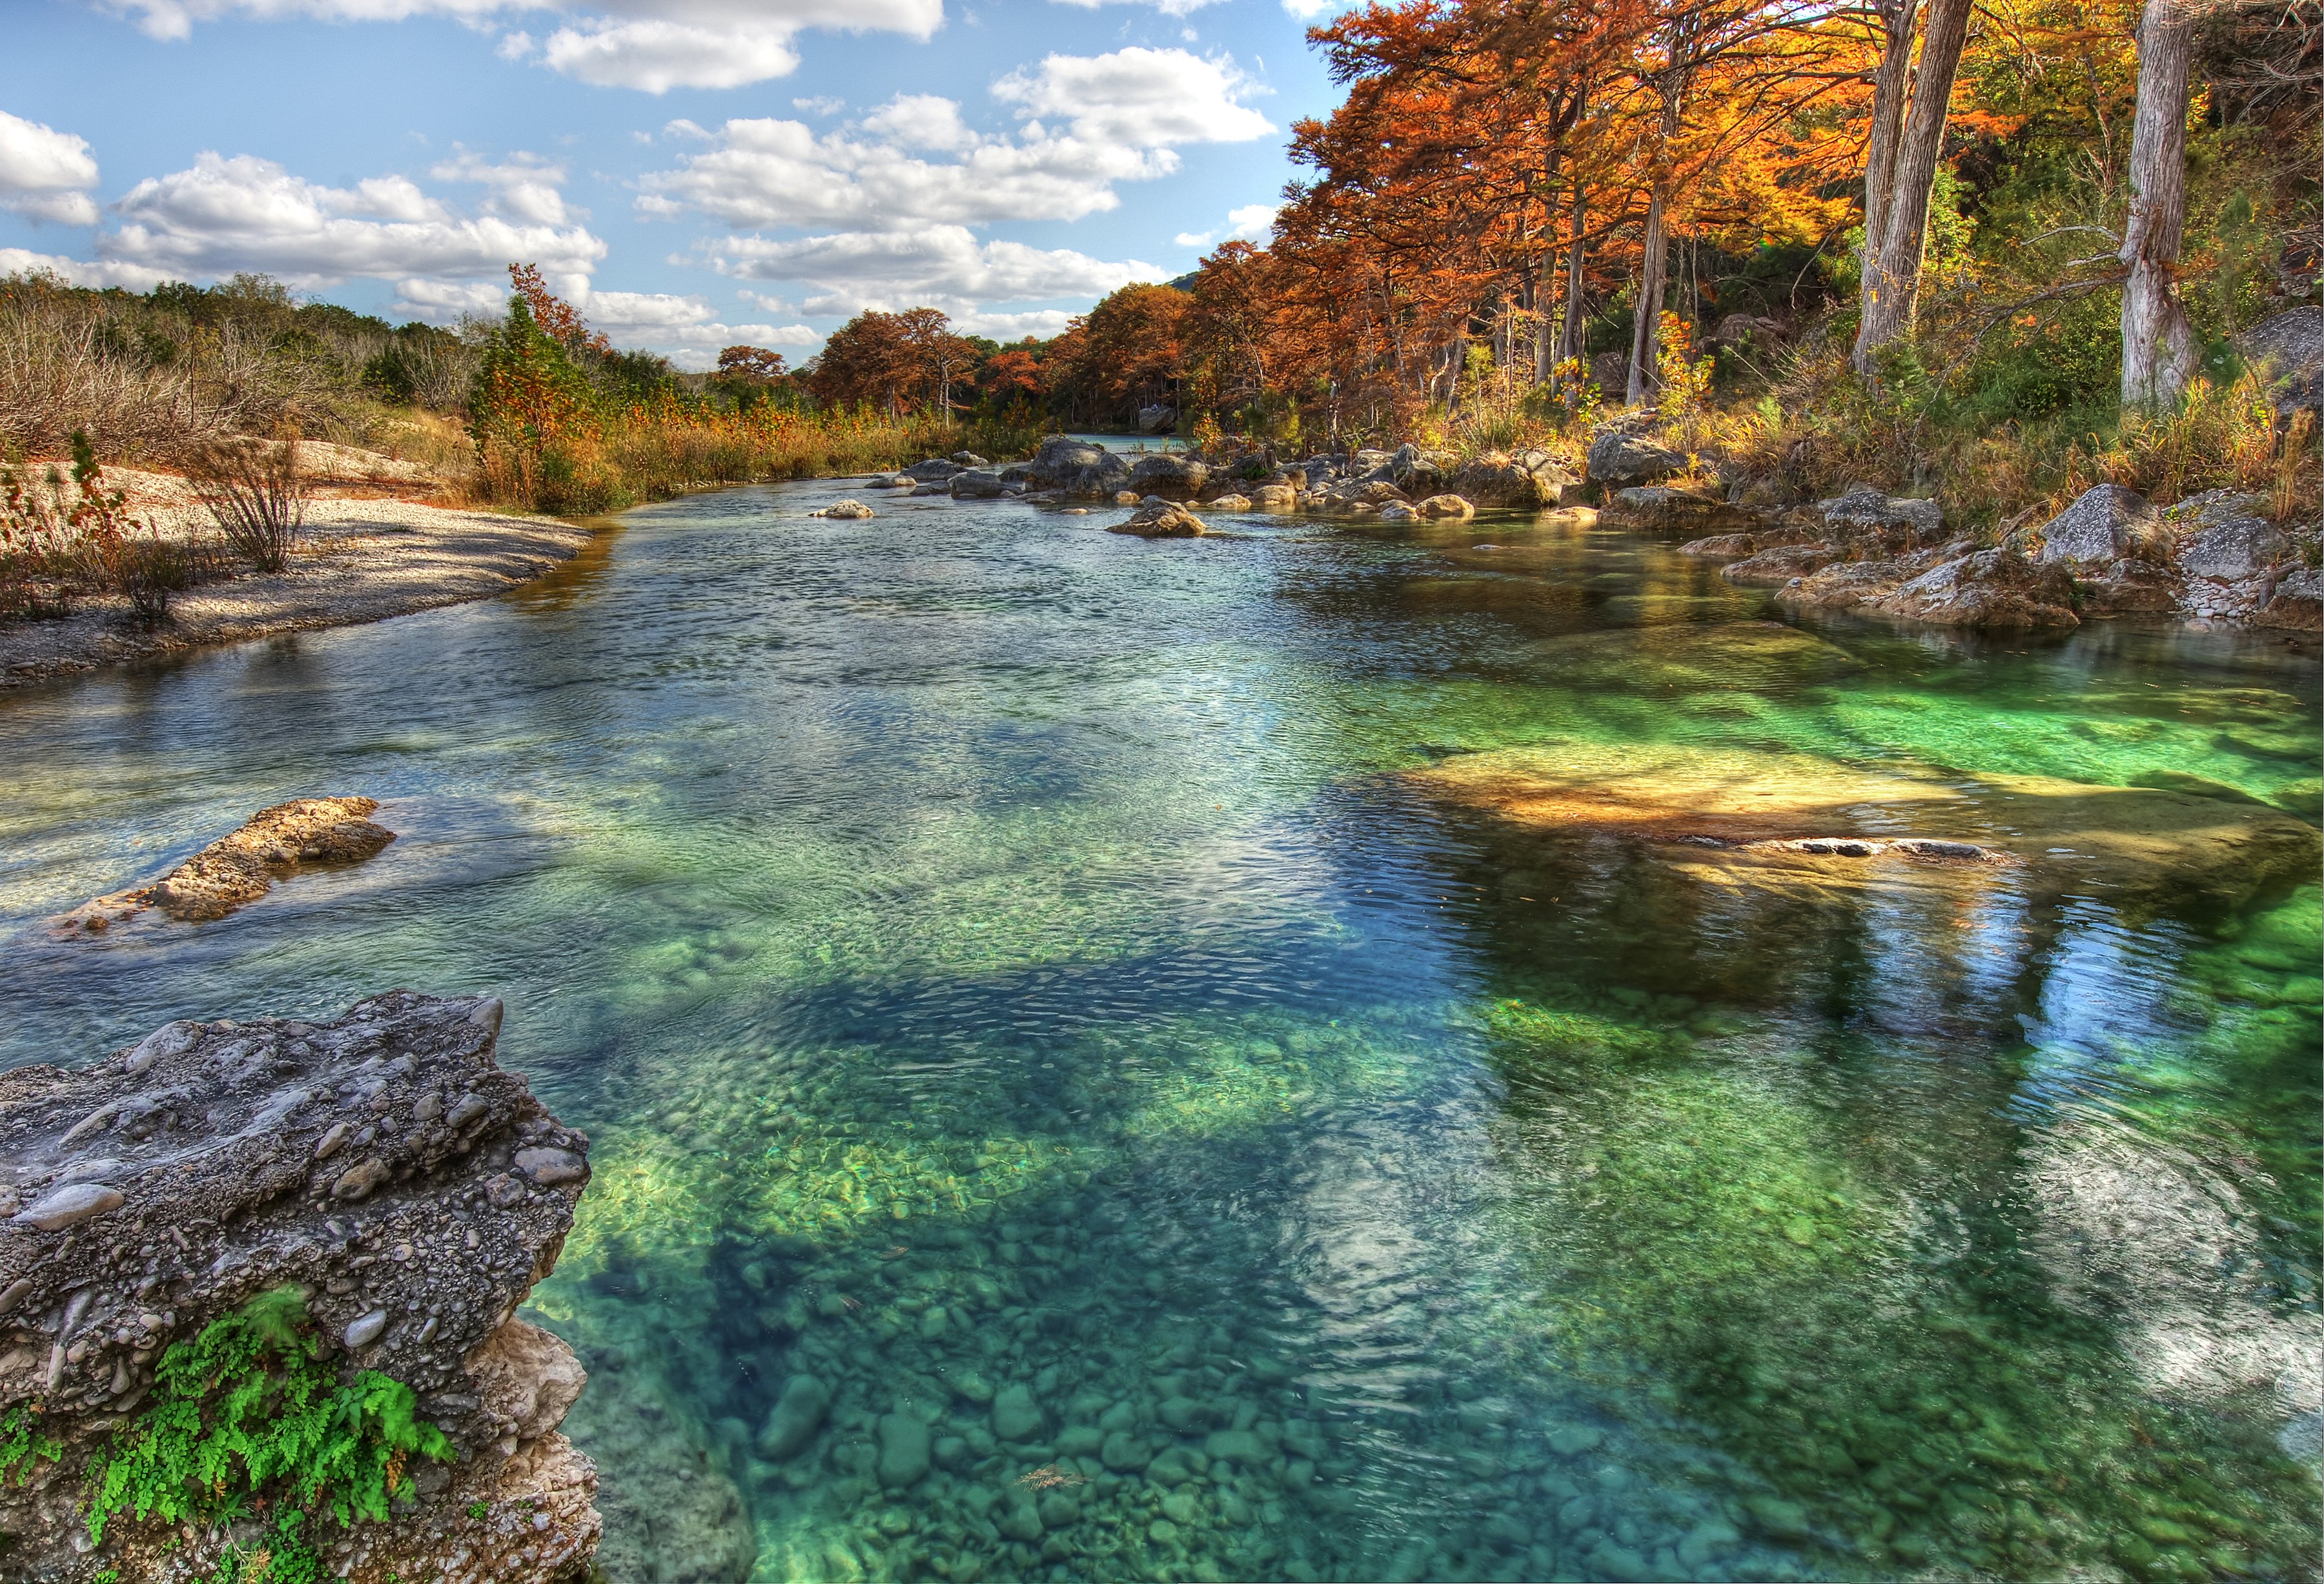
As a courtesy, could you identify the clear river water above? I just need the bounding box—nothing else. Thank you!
[1,474,2318,1584]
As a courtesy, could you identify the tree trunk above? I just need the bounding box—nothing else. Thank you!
[1852,0,1972,374]
[1627,185,1671,405]
[2121,0,2197,407]
[1560,187,1587,365]
[1536,208,1561,385]
[1860,0,1922,277]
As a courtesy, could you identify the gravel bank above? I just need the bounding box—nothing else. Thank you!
[2,469,595,687]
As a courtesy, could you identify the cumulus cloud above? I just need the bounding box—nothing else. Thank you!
[954,307,1077,340]
[1048,0,1224,17]
[0,110,102,226]
[429,148,573,224]
[709,226,1156,318]
[858,94,975,153]
[103,1,940,91]
[637,117,1173,231]
[0,247,172,291]
[1279,0,1337,16]
[92,152,605,312]
[992,48,1272,147]
[576,287,817,362]
[1174,201,1278,250]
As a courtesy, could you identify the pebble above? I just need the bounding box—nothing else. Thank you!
[876,1412,931,1487]
[14,1183,126,1231]
[757,1376,831,1460]
[992,1383,1043,1441]
[343,1309,389,1349]
[1548,1424,1604,1456]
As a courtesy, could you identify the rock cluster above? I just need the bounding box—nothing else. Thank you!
[63,797,395,931]
[0,993,600,1583]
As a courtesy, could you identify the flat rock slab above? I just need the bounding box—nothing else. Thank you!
[63,795,394,929]
[1411,742,2321,918]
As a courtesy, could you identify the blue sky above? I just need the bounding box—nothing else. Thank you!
[0,0,1347,366]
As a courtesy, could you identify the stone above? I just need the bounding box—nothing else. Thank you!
[1099,1430,1150,1471]
[1414,494,1474,520]
[1871,547,2079,628]
[2177,516,2287,582]
[1454,449,1574,508]
[0,993,598,1582]
[516,1147,588,1186]
[1744,1494,1810,1539]
[1128,454,1210,499]
[992,1382,1044,1441]
[1205,494,1253,512]
[812,498,876,519]
[758,1374,832,1459]
[1815,487,1945,552]
[332,1156,391,1200]
[903,458,961,482]
[2035,484,2154,565]
[1377,502,1418,523]
[12,1183,124,1231]
[1148,1518,1180,1543]
[2239,306,2324,418]
[1108,500,1208,539]
[1547,1425,1604,1457]
[1159,1395,1205,1431]
[1136,403,1177,434]
[1001,1498,1045,1541]
[877,1412,932,1487]
[1039,1491,1081,1527]
[1251,483,1299,509]
[1585,431,1686,487]
[950,471,1008,500]
[66,797,394,927]
[1026,437,1134,499]
[1719,542,1839,584]
[950,451,990,467]
[1201,1428,1267,1466]
[1603,485,1751,532]
[1677,1518,1742,1570]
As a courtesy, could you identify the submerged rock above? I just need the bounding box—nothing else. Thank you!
[1602,485,1753,533]
[0,993,600,1581]
[756,1374,831,1459]
[64,795,394,929]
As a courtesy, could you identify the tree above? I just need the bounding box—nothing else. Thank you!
[805,309,975,416]
[2118,0,2199,406]
[1850,0,1975,374]
[716,345,790,384]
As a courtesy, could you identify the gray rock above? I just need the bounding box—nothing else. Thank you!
[0,993,598,1581]
[1818,488,1944,551]
[877,1412,932,1487]
[1128,454,1209,499]
[812,498,876,519]
[903,458,962,482]
[1099,1429,1150,1470]
[515,1146,587,1185]
[758,1374,831,1459]
[1026,436,1134,499]
[1586,431,1686,487]
[992,1381,1044,1441]
[2240,306,2324,418]
[950,470,1007,500]
[2177,516,2287,581]
[1136,403,1177,434]
[1107,500,1207,539]
[2035,484,2153,565]
[1454,449,1574,508]
[1001,1498,1045,1541]
[1547,1424,1604,1457]
[949,451,990,467]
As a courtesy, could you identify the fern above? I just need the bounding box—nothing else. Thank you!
[84,1287,452,1548]
[0,1405,61,1486]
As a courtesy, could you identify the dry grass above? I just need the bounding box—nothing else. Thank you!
[187,432,311,572]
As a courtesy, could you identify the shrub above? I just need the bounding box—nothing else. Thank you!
[190,432,309,573]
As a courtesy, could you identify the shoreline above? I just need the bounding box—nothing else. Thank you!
[1,482,596,691]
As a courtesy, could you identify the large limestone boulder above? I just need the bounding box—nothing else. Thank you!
[1452,449,1574,508]
[1107,499,1207,538]
[1720,542,1841,585]
[0,994,602,1581]
[1416,494,1476,520]
[902,458,961,482]
[1875,546,2079,628]
[1026,436,1132,498]
[949,469,1008,499]
[1602,485,1753,533]
[63,797,394,929]
[1381,443,1452,493]
[1128,453,1209,499]
[2239,306,2324,418]
[1251,482,1300,509]
[811,498,876,519]
[2035,484,2155,565]
[1585,431,1686,487]
[1136,403,1177,434]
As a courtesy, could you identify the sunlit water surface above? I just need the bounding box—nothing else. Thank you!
[3,478,2318,1583]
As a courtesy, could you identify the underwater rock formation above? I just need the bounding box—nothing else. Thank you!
[0,993,600,1582]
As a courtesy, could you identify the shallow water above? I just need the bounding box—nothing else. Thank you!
[2,481,2318,1584]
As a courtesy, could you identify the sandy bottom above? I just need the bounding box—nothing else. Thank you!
[2,467,594,687]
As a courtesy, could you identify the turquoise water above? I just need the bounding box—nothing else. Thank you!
[1,480,2317,1583]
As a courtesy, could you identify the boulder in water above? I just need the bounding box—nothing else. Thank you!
[1108,500,1207,538]
[812,498,876,519]
[1585,431,1685,487]
[63,795,394,929]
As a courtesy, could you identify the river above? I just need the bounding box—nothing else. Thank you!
[2,474,2317,1583]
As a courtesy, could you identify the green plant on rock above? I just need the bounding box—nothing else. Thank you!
[83,1286,453,1556]
[0,1404,61,1486]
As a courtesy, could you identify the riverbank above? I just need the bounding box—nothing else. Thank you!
[1,460,593,689]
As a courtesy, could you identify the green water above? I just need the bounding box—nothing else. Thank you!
[1,482,2316,1583]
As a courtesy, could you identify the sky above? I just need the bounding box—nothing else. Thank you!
[0,0,1349,368]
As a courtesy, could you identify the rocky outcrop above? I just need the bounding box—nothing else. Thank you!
[1773,539,2079,628]
[1455,448,1575,507]
[2241,307,2324,418]
[2035,485,2156,566]
[0,993,600,1583]
[1812,488,1945,554]
[811,500,875,519]
[1602,486,1755,533]
[1135,403,1177,434]
[63,798,395,931]
[948,470,1007,500]
[1107,500,1207,538]
[1585,431,1686,487]
[902,459,961,483]
[948,451,988,468]
[1678,526,1820,559]
[1719,542,1842,585]
[1026,438,1133,500]
[1128,454,1209,499]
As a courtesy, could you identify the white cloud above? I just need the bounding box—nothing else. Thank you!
[577,287,816,352]
[429,148,573,223]
[391,278,510,320]
[637,116,1172,231]
[791,96,844,116]
[859,94,975,153]
[1048,0,1224,17]
[955,307,1077,340]
[992,48,1272,147]
[1279,0,1335,16]
[709,225,1155,318]
[96,152,605,299]
[0,110,102,226]
[103,1,941,91]
[1174,202,1276,251]
[0,247,172,291]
